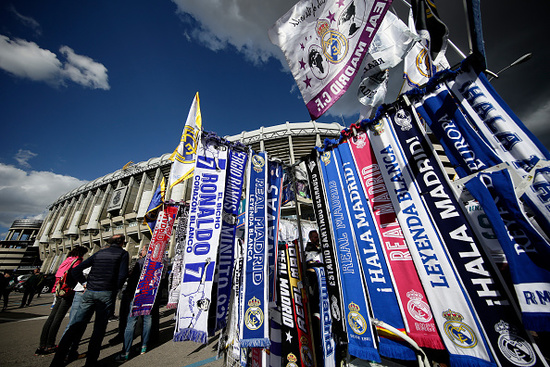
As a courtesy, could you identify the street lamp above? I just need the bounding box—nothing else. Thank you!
[488,53,532,81]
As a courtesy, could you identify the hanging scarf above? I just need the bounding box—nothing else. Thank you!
[131,205,177,316]
[367,115,495,367]
[334,142,416,361]
[174,141,228,343]
[389,105,545,367]
[465,169,550,335]
[214,148,248,331]
[240,151,270,348]
[314,266,336,367]
[305,151,348,360]
[167,204,190,309]
[277,240,315,367]
[319,149,380,362]
[348,134,444,350]
[268,161,283,303]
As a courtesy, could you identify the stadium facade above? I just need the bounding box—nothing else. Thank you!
[35,121,347,273]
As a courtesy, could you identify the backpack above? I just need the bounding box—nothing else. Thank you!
[55,259,79,298]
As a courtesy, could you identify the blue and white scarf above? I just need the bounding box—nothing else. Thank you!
[314,266,336,367]
[389,106,545,367]
[214,148,248,331]
[240,151,270,348]
[335,141,416,361]
[465,169,550,333]
[367,116,495,367]
[174,141,228,344]
[319,149,380,362]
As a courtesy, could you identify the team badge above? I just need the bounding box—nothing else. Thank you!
[244,297,264,331]
[321,151,331,166]
[495,321,536,366]
[176,125,200,164]
[300,336,314,367]
[252,154,265,173]
[351,132,367,149]
[286,353,298,367]
[406,290,432,323]
[317,19,348,65]
[369,120,385,136]
[347,302,367,335]
[394,109,413,131]
[442,309,478,348]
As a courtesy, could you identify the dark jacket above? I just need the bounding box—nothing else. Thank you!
[71,245,129,292]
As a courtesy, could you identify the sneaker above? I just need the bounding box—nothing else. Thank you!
[42,346,57,355]
[114,353,129,363]
[34,347,45,356]
[140,346,147,355]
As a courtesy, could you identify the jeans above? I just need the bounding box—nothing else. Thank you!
[123,305,152,355]
[62,291,84,337]
[50,290,114,367]
[39,295,73,348]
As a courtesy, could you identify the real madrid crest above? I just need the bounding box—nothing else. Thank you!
[300,336,314,367]
[442,309,477,348]
[244,297,264,331]
[351,132,367,149]
[347,302,367,335]
[321,151,331,166]
[394,109,413,131]
[316,19,348,65]
[495,320,536,366]
[369,120,385,136]
[406,290,433,323]
[252,154,265,173]
[286,353,298,367]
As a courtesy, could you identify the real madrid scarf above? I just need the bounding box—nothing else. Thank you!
[335,141,416,361]
[305,151,348,363]
[174,141,228,344]
[390,105,545,367]
[348,134,444,350]
[214,148,248,331]
[167,204,189,309]
[314,266,336,367]
[240,151,270,348]
[277,240,315,367]
[268,161,283,303]
[464,169,550,334]
[319,148,381,363]
[132,205,178,316]
[367,115,495,367]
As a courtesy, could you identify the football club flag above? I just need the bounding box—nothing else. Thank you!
[144,177,166,235]
[268,0,392,120]
[168,92,202,188]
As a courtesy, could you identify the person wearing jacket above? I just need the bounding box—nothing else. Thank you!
[35,246,88,356]
[50,234,129,367]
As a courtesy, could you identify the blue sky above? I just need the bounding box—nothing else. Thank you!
[1,0,549,237]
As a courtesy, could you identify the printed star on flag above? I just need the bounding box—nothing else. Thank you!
[286,331,293,342]
[299,59,306,69]
[303,75,312,88]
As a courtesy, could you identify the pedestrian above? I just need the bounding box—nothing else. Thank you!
[115,245,159,362]
[35,246,88,356]
[1,271,15,311]
[20,268,43,307]
[50,234,129,367]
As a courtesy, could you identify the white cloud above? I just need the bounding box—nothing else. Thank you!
[0,34,110,89]
[9,6,42,36]
[0,163,87,229]
[523,100,550,134]
[14,149,37,168]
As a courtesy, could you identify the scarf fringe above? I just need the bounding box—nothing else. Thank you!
[130,309,151,317]
[449,355,496,367]
[165,303,177,310]
[411,334,446,350]
[348,344,381,363]
[239,338,270,348]
[523,313,550,332]
[378,338,416,361]
[173,328,208,344]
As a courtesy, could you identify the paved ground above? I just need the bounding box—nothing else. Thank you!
[0,291,224,367]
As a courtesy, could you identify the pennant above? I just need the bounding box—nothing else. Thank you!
[278,240,315,367]
[389,105,545,367]
[240,151,270,348]
[465,169,550,334]
[348,134,444,350]
[314,266,336,367]
[168,92,202,188]
[167,204,190,309]
[335,141,416,361]
[268,0,393,119]
[305,151,348,361]
[367,115,495,367]
[174,141,228,344]
[214,148,248,331]
[144,177,166,235]
[132,205,178,316]
[319,149,380,362]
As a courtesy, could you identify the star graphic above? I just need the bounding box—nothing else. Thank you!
[299,59,306,69]
[286,331,293,342]
[303,75,312,88]
[337,0,345,7]
[327,11,336,23]
[300,42,305,50]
